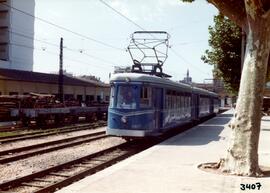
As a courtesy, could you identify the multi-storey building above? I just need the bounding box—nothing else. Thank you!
[0,0,35,71]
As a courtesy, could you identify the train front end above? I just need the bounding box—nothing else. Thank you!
[107,74,158,138]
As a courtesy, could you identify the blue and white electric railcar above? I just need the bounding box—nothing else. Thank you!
[107,73,219,138]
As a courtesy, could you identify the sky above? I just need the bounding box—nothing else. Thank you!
[31,0,218,83]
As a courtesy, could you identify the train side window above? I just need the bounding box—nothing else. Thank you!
[140,87,152,108]
[167,90,170,109]
[180,95,184,107]
[165,90,168,109]
[185,96,189,107]
[144,87,148,98]
[177,95,180,109]
[170,93,172,109]
[167,96,169,109]
[185,95,188,107]
[172,91,176,109]
[169,94,172,109]
[109,86,115,107]
[166,95,168,109]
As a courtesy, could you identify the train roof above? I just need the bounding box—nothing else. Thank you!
[110,73,218,97]
[192,86,217,97]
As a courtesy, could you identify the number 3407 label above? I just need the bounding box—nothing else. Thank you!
[240,183,262,191]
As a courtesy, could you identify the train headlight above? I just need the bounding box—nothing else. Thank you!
[121,116,127,123]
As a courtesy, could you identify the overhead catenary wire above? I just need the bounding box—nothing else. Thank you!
[9,29,59,47]
[10,25,124,53]
[98,0,210,77]
[1,2,125,51]
[9,30,118,67]
[98,0,157,39]
[5,1,211,78]
[10,42,115,70]
[170,48,210,76]
[99,0,147,32]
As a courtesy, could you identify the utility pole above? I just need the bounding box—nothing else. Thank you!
[58,37,64,103]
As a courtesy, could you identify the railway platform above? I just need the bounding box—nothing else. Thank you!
[56,109,270,193]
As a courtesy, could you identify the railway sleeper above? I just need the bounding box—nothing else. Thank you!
[0,143,130,192]
[21,183,45,188]
[32,179,55,183]
[33,153,132,193]
[49,173,70,178]
[73,164,91,168]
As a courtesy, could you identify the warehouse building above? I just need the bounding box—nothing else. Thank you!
[0,68,110,103]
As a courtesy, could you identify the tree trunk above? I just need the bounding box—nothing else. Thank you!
[221,20,270,176]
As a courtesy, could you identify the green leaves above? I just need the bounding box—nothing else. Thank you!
[202,14,242,94]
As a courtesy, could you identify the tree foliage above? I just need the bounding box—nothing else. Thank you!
[202,14,241,95]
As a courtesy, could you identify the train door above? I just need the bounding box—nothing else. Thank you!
[153,88,163,130]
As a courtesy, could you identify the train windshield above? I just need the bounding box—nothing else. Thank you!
[116,85,138,109]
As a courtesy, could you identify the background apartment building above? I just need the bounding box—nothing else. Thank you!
[0,0,35,71]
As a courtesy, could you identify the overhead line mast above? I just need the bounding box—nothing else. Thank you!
[58,37,64,103]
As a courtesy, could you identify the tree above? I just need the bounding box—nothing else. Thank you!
[80,75,102,82]
[202,14,242,95]
[182,0,270,176]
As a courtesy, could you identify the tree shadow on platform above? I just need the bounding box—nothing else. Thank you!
[162,117,232,146]
[204,117,232,125]
[216,114,233,118]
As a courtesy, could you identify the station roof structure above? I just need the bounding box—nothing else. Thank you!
[0,68,109,87]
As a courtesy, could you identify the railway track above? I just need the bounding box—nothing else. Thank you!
[0,131,107,164]
[0,123,91,139]
[0,121,106,144]
[0,142,146,193]
[0,115,218,193]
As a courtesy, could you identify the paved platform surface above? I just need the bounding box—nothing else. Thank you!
[57,110,270,193]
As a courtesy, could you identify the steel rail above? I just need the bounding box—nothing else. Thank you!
[34,151,134,193]
[0,131,105,156]
[0,123,92,140]
[0,132,108,164]
[0,113,218,192]
[0,122,106,144]
[0,142,132,191]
